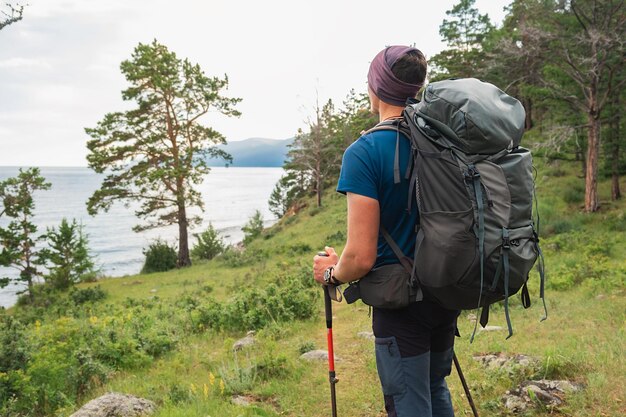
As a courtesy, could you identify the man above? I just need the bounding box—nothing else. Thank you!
[313,45,460,417]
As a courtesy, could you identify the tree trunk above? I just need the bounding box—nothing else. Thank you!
[584,115,601,212]
[523,97,533,130]
[177,201,191,267]
[610,96,622,200]
[316,157,322,207]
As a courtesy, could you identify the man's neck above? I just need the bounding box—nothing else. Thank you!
[378,103,405,122]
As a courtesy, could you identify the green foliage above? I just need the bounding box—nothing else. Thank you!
[298,341,316,355]
[0,167,51,298]
[544,231,625,291]
[219,351,258,395]
[268,173,306,218]
[193,278,317,332]
[85,39,242,267]
[0,316,30,373]
[69,285,107,305]
[429,0,494,79]
[271,91,375,216]
[219,246,264,268]
[562,181,585,205]
[241,210,265,245]
[40,218,97,289]
[142,239,178,273]
[191,222,225,261]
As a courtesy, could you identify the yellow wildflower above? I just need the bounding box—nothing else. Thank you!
[209,372,215,386]
[89,316,98,325]
[190,383,197,395]
[34,320,41,331]
[203,383,209,398]
[219,379,225,395]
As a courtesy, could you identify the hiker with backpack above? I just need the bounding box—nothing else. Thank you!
[314,43,547,416]
[313,45,460,417]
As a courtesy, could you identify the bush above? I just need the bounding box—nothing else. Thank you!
[142,239,178,273]
[242,210,264,245]
[70,286,107,305]
[41,218,98,290]
[562,184,585,204]
[219,246,264,268]
[193,278,317,332]
[191,223,225,261]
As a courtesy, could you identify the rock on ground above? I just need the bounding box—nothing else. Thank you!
[357,331,375,341]
[473,352,537,370]
[231,395,253,407]
[70,393,156,417]
[300,350,342,362]
[233,330,256,351]
[503,380,584,413]
[479,325,503,332]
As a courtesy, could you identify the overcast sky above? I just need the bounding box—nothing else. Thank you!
[0,0,511,167]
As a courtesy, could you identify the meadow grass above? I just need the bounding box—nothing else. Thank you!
[9,157,626,417]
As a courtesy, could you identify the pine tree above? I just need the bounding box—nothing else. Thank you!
[0,168,50,300]
[86,40,241,267]
[40,218,97,290]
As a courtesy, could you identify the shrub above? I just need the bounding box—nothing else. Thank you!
[298,341,316,355]
[288,242,312,255]
[256,351,290,380]
[193,278,317,332]
[40,218,98,290]
[0,317,30,373]
[219,351,258,395]
[141,239,177,273]
[241,210,264,245]
[70,286,107,305]
[191,223,225,261]
[562,184,585,204]
[219,246,264,268]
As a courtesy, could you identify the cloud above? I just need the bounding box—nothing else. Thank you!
[0,57,52,69]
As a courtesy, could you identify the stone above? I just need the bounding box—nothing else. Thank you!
[502,380,584,413]
[300,350,341,362]
[473,353,538,371]
[467,313,477,322]
[479,325,503,332]
[357,331,375,341]
[231,395,252,407]
[70,393,156,417]
[233,330,256,351]
[149,289,157,293]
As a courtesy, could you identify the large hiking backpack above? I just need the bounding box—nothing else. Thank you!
[373,78,546,339]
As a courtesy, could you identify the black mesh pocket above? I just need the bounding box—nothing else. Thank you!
[416,149,471,212]
[416,208,478,288]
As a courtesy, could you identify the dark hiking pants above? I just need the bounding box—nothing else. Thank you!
[373,299,460,417]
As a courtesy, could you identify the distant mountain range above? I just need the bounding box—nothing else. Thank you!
[207,137,293,167]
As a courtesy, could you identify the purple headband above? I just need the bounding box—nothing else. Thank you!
[367,45,424,106]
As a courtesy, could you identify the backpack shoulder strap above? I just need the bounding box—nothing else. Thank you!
[363,119,412,184]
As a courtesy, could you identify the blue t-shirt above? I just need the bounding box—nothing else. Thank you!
[337,129,418,267]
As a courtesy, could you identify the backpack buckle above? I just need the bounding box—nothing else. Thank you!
[502,236,511,250]
[464,166,480,182]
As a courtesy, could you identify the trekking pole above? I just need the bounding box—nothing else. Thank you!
[324,285,339,417]
[318,252,339,417]
[453,353,479,417]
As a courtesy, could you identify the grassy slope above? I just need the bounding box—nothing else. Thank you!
[67,158,625,417]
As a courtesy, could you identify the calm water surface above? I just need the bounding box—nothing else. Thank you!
[0,166,283,308]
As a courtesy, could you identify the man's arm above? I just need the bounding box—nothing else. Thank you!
[313,192,379,284]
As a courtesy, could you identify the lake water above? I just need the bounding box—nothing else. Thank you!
[0,166,283,308]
